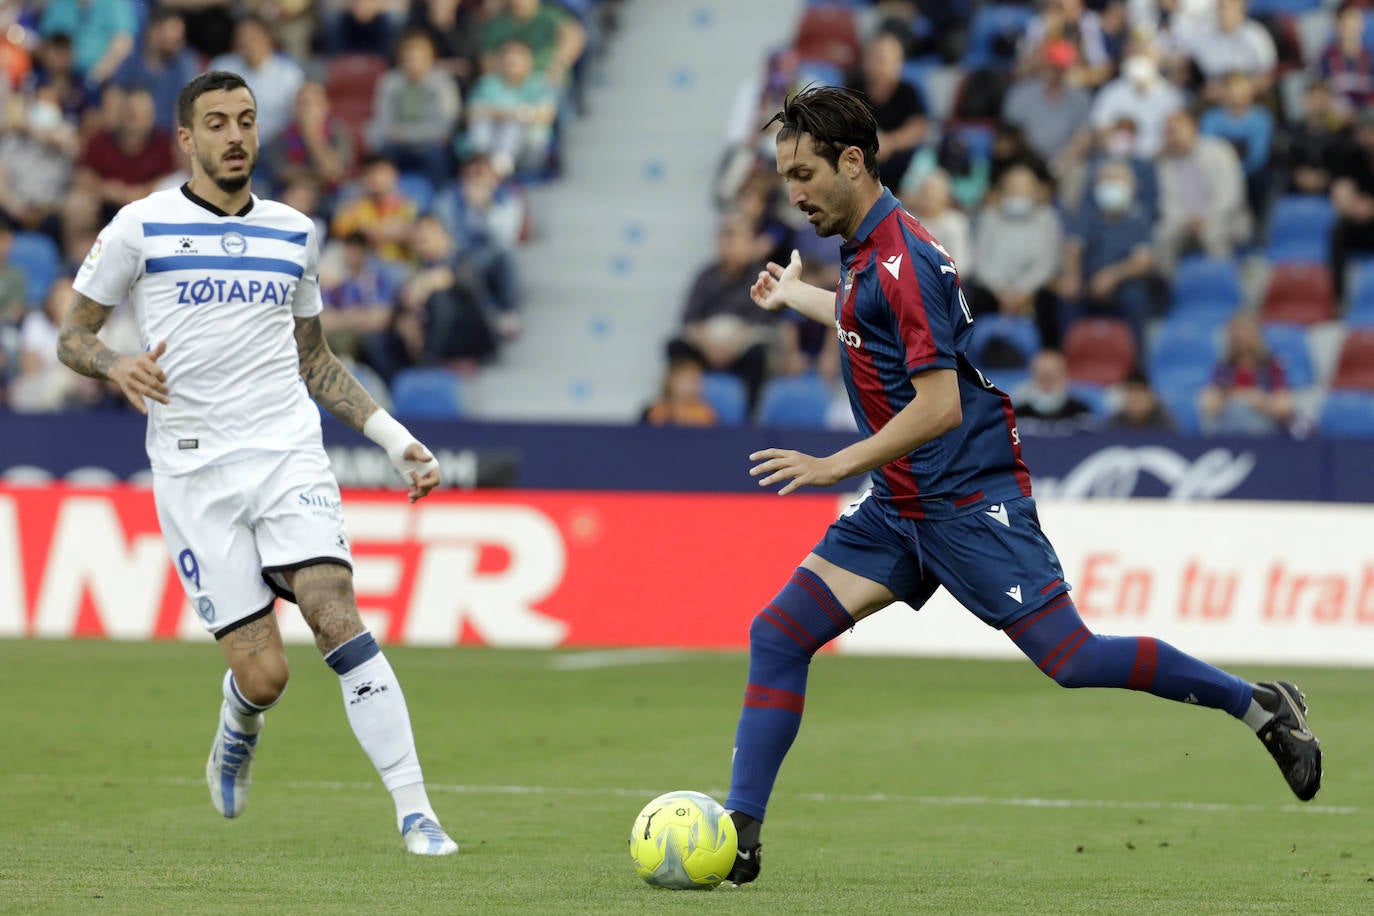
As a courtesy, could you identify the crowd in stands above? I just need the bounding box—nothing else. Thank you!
[648,0,1374,439]
[0,0,618,414]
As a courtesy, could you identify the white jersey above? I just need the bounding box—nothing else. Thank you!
[74,185,325,476]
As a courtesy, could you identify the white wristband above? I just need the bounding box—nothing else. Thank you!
[363,409,414,465]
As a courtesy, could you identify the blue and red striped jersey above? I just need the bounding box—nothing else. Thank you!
[835,189,1031,519]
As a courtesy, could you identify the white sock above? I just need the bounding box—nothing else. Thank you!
[221,669,274,733]
[1241,698,1274,732]
[325,633,432,829]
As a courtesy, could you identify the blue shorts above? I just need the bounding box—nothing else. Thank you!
[813,491,1070,629]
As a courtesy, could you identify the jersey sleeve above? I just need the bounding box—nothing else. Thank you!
[72,209,142,307]
[880,240,960,376]
[291,223,325,319]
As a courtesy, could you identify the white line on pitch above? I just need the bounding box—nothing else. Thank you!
[144,777,1356,816]
[548,649,685,670]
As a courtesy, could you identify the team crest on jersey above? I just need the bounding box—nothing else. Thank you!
[840,269,855,302]
[220,230,247,256]
[83,238,103,266]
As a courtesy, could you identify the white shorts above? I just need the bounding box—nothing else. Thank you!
[153,448,353,637]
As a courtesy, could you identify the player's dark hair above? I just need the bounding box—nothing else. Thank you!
[177,70,255,129]
[766,85,881,179]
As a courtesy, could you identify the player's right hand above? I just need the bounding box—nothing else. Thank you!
[750,248,803,312]
[108,340,170,415]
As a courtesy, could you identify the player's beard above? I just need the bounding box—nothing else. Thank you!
[808,182,857,238]
[199,146,256,194]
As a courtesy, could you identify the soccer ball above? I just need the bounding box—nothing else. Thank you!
[628,790,738,890]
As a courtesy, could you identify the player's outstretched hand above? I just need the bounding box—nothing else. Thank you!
[403,442,441,503]
[750,249,803,312]
[108,340,170,415]
[750,447,843,496]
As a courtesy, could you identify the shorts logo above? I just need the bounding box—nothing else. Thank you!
[348,680,389,705]
[196,597,216,623]
[178,439,199,450]
[221,230,247,256]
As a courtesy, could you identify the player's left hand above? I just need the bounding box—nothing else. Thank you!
[402,442,441,503]
[749,448,843,496]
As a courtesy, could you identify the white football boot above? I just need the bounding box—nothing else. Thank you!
[401,813,459,855]
[205,700,262,818]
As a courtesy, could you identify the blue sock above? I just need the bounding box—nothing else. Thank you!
[726,568,854,823]
[1006,596,1252,717]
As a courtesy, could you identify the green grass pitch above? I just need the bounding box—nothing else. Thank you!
[2,639,1370,914]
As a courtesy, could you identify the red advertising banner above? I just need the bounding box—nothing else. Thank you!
[0,486,839,648]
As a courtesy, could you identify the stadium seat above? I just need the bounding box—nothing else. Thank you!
[1169,256,1242,320]
[961,4,1036,70]
[1331,328,1374,391]
[1246,0,1324,15]
[758,373,832,428]
[968,314,1040,369]
[11,231,60,306]
[701,372,747,425]
[793,5,860,69]
[1319,389,1374,438]
[325,53,388,131]
[1265,195,1334,264]
[1346,263,1374,327]
[1157,385,1203,435]
[1063,317,1137,385]
[1070,382,1111,418]
[396,173,435,215]
[1261,323,1316,388]
[1260,263,1336,324]
[390,367,465,419]
[1148,319,1219,392]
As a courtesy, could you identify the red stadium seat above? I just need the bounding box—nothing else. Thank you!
[326,53,388,131]
[1062,317,1137,385]
[793,5,860,70]
[1331,328,1374,391]
[1260,264,1336,325]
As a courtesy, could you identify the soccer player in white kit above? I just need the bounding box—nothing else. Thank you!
[56,71,459,856]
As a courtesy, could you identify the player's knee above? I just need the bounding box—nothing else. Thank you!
[237,659,289,706]
[748,610,812,660]
[1044,639,1101,689]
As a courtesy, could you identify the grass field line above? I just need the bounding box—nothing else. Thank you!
[547,649,686,670]
[29,774,1343,817]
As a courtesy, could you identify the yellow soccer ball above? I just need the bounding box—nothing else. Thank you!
[628,790,738,890]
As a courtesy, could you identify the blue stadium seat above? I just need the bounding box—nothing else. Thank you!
[1261,323,1315,388]
[396,173,435,215]
[1157,385,1203,435]
[1170,256,1242,320]
[1070,382,1111,418]
[961,4,1035,70]
[949,122,995,163]
[390,368,465,419]
[1247,0,1323,13]
[968,314,1040,368]
[1319,389,1374,439]
[701,372,747,425]
[1265,195,1334,264]
[11,232,60,307]
[1149,319,1219,392]
[1346,263,1374,327]
[759,373,832,428]
[985,367,1028,396]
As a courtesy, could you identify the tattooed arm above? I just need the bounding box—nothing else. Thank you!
[293,314,380,432]
[57,291,169,414]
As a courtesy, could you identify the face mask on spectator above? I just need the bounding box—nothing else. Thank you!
[1094,179,1131,213]
[1024,386,1068,415]
[1000,194,1034,218]
[1123,56,1157,89]
[28,100,63,131]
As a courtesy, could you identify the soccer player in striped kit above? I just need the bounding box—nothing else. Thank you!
[721,86,1321,886]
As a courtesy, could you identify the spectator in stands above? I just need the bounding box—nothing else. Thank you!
[1110,369,1175,430]
[368,28,462,187]
[904,168,971,275]
[280,174,329,242]
[478,0,586,87]
[1018,0,1113,88]
[1090,47,1183,159]
[847,32,927,189]
[161,0,236,60]
[433,153,525,338]
[324,0,405,55]
[244,0,316,63]
[407,0,483,89]
[1200,315,1294,436]
[332,154,421,263]
[968,164,1064,349]
[989,121,1052,190]
[37,0,136,86]
[465,39,557,178]
[732,168,796,267]
[1155,108,1250,274]
[266,81,356,196]
[778,259,842,379]
[1059,158,1156,348]
[64,86,176,239]
[640,353,719,427]
[29,34,91,124]
[1274,78,1342,195]
[668,211,777,413]
[1059,116,1161,222]
[0,87,79,233]
[1199,70,1272,220]
[1318,1,1374,115]
[1184,0,1276,99]
[209,15,305,143]
[1016,349,1096,434]
[903,130,990,214]
[1002,38,1093,171]
[1329,107,1374,301]
[319,231,402,363]
[9,277,102,412]
[0,219,25,325]
[112,8,202,134]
